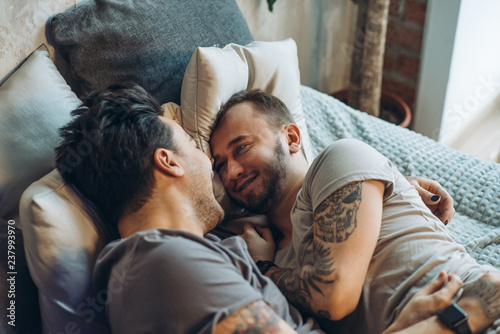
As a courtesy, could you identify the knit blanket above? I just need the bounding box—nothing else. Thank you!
[301,86,500,270]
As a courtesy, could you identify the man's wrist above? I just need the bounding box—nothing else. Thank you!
[437,303,472,334]
[256,260,277,275]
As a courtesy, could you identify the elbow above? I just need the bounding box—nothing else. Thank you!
[329,304,358,321]
[325,297,358,321]
[314,286,360,321]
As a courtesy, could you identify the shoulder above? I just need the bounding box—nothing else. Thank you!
[316,138,387,164]
[302,139,395,209]
[94,229,227,288]
[306,139,388,181]
[94,231,266,333]
[101,229,216,260]
[309,138,393,175]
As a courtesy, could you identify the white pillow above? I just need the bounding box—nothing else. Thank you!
[19,169,112,333]
[0,45,81,220]
[180,38,314,163]
[161,102,182,125]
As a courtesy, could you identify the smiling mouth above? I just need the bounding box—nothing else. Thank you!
[237,175,257,193]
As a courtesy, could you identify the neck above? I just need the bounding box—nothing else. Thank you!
[117,189,205,239]
[268,157,309,247]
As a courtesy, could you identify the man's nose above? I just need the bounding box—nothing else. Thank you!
[227,160,244,180]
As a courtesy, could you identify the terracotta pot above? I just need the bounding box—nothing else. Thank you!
[330,89,412,128]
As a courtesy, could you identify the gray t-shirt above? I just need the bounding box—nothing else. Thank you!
[275,138,496,334]
[93,228,322,334]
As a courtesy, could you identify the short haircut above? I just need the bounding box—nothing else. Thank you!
[212,89,295,135]
[55,83,177,226]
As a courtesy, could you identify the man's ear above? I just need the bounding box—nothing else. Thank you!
[283,124,301,154]
[154,148,185,177]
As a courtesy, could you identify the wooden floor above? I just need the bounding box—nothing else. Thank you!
[446,105,500,163]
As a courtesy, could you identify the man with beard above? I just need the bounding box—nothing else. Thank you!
[55,83,465,334]
[209,89,500,334]
[56,83,318,333]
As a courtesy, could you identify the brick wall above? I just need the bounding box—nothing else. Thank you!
[383,0,427,117]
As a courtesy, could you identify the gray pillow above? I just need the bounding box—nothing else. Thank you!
[49,0,254,104]
[0,45,81,220]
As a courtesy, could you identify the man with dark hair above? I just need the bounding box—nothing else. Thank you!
[210,89,500,334]
[56,83,179,226]
[55,83,464,334]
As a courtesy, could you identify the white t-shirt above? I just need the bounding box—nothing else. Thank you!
[275,138,496,333]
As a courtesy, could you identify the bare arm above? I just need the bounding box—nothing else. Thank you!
[215,300,298,334]
[267,180,385,320]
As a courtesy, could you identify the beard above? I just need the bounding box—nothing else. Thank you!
[182,152,225,234]
[232,138,288,214]
[194,191,224,234]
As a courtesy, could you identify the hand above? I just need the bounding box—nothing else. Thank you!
[385,271,463,333]
[239,223,275,263]
[407,176,455,224]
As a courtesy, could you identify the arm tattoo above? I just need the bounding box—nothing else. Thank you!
[314,182,362,242]
[268,183,363,318]
[461,279,500,320]
[217,300,287,333]
[269,240,335,318]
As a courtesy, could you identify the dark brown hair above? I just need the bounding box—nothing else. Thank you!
[212,89,295,135]
[55,82,178,225]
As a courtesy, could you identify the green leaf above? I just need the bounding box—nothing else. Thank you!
[267,0,277,12]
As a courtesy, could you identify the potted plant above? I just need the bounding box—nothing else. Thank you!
[330,89,411,128]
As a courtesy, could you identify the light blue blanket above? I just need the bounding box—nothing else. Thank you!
[301,86,500,270]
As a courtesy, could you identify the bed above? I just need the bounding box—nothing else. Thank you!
[0,0,498,333]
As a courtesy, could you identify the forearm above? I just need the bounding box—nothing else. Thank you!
[266,266,312,313]
[383,316,453,334]
[266,240,352,321]
[266,263,335,319]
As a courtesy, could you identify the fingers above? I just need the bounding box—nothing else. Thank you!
[255,226,274,242]
[440,210,455,225]
[442,274,463,296]
[421,189,442,205]
[418,272,463,299]
[243,224,273,243]
[412,177,456,224]
[409,177,442,205]
[416,272,463,313]
[430,184,454,210]
[242,223,258,237]
[439,198,456,224]
[419,271,447,295]
[432,274,463,307]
